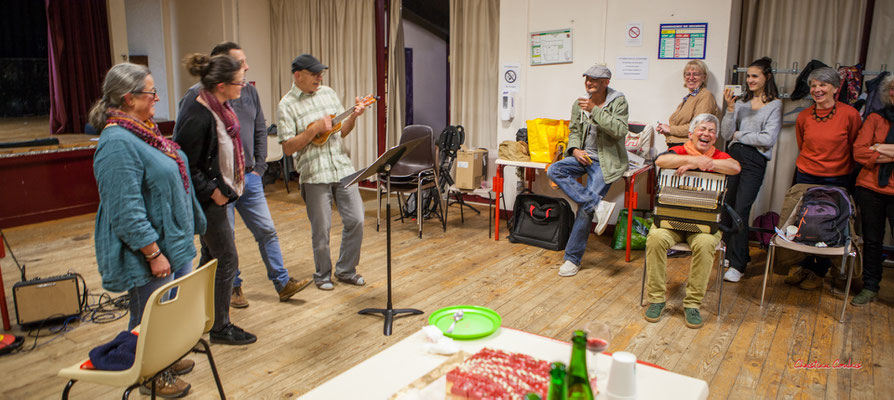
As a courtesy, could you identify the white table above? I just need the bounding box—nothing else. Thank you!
[301,327,708,399]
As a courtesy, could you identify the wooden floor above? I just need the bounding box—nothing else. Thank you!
[0,181,891,399]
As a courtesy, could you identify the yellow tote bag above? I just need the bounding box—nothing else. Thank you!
[526,118,569,163]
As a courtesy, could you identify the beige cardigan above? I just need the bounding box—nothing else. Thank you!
[665,88,720,143]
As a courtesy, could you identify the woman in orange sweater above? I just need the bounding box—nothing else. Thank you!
[851,75,894,305]
[785,67,862,291]
[656,60,719,147]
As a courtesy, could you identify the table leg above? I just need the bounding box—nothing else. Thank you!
[625,174,638,262]
[0,264,10,331]
[493,166,505,241]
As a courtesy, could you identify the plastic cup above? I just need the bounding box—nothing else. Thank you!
[605,351,637,399]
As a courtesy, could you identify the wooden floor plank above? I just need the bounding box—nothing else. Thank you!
[0,182,892,399]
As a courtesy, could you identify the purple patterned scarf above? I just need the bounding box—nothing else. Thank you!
[106,109,190,193]
[199,89,244,185]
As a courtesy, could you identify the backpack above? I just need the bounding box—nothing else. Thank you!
[792,186,853,247]
[749,211,780,248]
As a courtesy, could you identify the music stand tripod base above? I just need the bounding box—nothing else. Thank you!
[342,137,428,336]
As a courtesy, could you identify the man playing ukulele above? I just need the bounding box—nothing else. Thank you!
[278,54,368,291]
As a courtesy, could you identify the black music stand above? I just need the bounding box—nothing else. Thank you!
[341,137,427,336]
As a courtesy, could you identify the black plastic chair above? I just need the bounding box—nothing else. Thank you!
[376,125,446,238]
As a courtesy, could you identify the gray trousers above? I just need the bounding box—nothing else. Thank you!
[300,182,365,283]
[199,204,238,331]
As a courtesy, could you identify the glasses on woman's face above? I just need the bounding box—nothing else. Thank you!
[684,71,703,78]
[133,88,158,97]
[227,79,247,87]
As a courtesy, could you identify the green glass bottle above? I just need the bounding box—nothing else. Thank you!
[546,362,566,400]
[565,330,595,400]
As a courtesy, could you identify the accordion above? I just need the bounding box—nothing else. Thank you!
[653,169,728,233]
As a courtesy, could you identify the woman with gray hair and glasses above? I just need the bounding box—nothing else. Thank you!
[850,74,894,306]
[784,66,862,291]
[89,62,206,397]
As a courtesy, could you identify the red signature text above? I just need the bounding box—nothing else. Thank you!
[793,359,863,369]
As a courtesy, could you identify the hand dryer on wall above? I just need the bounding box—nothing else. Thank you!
[501,91,515,121]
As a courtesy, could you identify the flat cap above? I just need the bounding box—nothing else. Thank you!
[583,64,611,79]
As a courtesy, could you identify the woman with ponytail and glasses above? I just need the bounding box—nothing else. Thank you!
[719,57,782,282]
[173,54,257,346]
[90,63,206,397]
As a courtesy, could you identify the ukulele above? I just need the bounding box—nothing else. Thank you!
[309,94,378,146]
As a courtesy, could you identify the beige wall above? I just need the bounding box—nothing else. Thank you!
[106,0,129,65]
[168,0,227,106]
[155,0,273,120]
[497,0,738,219]
[236,0,273,119]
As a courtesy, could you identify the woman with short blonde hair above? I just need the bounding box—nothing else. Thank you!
[657,60,719,146]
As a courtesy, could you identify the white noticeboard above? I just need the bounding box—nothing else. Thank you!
[626,23,643,47]
[501,63,520,92]
[530,29,573,66]
[615,56,649,80]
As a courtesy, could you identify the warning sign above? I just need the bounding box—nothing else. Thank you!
[626,23,643,47]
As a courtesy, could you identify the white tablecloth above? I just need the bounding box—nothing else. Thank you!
[301,327,708,400]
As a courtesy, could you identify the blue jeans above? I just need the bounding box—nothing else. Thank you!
[547,156,610,266]
[127,261,190,330]
[228,172,290,292]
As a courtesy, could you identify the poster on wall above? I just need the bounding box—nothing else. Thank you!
[530,28,573,66]
[658,23,707,59]
[615,56,649,80]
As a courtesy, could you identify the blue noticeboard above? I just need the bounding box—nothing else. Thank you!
[658,23,707,60]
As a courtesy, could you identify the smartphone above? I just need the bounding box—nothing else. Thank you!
[725,85,743,97]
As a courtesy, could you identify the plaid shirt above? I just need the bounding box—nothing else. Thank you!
[277,84,355,184]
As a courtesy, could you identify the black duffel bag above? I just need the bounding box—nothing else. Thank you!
[508,192,574,251]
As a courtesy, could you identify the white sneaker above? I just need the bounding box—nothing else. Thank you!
[558,260,580,277]
[593,200,616,235]
[723,268,743,282]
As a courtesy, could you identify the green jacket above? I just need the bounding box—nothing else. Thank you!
[566,88,629,184]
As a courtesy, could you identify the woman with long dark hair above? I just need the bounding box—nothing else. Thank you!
[719,57,782,282]
[90,62,206,397]
[173,53,256,345]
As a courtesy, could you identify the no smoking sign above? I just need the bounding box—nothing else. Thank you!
[626,23,643,46]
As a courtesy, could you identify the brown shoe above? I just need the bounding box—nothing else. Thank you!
[170,358,194,375]
[139,370,191,398]
[278,277,313,302]
[799,270,824,291]
[231,286,249,308]
[784,266,811,286]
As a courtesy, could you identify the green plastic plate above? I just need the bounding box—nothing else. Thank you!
[429,305,501,340]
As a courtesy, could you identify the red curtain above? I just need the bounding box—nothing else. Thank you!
[45,0,111,134]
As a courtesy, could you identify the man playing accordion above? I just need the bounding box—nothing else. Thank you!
[644,113,741,329]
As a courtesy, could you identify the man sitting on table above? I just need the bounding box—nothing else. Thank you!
[643,113,740,329]
[547,64,629,277]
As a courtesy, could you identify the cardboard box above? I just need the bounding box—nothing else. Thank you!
[455,148,488,189]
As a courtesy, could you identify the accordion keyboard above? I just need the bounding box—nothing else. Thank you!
[656,169,726,210]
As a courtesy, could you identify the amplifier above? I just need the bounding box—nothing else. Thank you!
[13,274,82,326]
